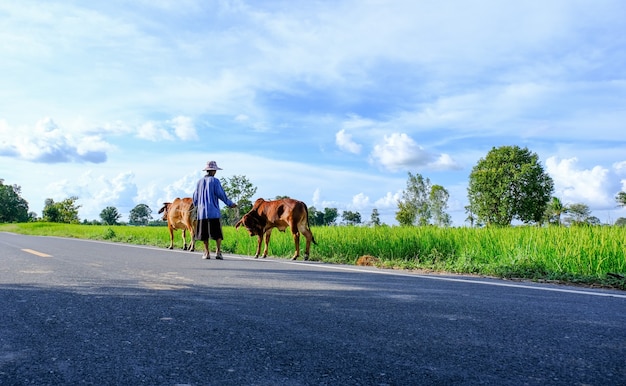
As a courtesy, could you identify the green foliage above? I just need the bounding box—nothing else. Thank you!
[467,145,554,226]
[563,203,601,226]
[545,196,568,226]
[103,227,116,239]
[100,206,121,225]
[221,175,257,225]
[341,210,361,225]
[42,197,81,223]
[0,179,29,223]
[430,185,451,226]
[395,173,451,226]
[308,206,338,226]
[615,191,626,207]
[129,204,152,226]
[370,208,381,226]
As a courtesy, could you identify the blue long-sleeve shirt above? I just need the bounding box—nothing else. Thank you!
[192,176,234,219]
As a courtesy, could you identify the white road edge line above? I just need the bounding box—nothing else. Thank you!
[40,235,626,299]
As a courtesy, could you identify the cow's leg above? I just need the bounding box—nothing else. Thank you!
[168,227,175,249]
[291,232,300,260]
[254,234,263,258]
[182,229,188,250]
[262,231,271,258]
[188,225,195,251]
[302,228,314,261]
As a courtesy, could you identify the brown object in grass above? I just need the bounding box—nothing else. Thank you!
[356,255,380,266]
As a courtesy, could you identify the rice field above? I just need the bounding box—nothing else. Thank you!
[1,222,624,289]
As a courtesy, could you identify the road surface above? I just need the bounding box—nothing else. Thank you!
[1,232,624,385]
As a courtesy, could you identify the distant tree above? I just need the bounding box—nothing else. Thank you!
[370,208,381,226]
[221,175,257,225]
[308,206,323,226]
[323,207,338,226]
[545,197,569,226]
[564,203,593,226]
[395,172,431,226]
[464,204,480,227]
[341,210,361,225]
[430,185,451,227]
[129,204,152,226]
[100,206,121,225]
[307,206,339,226]
[396,173,451,226]
[0,179,30,223]
[467,145,554,226]
[42,197,81,223]
[616,192,626,207]
[615,217,626,227]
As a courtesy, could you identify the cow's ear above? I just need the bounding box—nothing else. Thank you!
[235,219,242,229]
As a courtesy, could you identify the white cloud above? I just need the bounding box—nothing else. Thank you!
[374,191,402,208]
[0,118,109,163]
[545,156,613,206]
[170,116,198,141]
[370,133,433,171]
[136,121,174,141]
[312,188,322,207]
[335,129,362,154]
[350,192,370,209]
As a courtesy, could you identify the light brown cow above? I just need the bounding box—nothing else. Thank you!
[158,197,197,251]
[235,198,316,260]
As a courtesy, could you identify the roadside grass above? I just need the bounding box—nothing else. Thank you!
[1,222,624,290]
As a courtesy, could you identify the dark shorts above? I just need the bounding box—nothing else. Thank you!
[196,218,224,241]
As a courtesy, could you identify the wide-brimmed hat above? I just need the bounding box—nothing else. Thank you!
[203,160,222,171]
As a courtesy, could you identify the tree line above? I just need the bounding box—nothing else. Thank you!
[2,145,626,226]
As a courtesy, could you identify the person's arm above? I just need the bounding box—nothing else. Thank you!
[215,179,236,208]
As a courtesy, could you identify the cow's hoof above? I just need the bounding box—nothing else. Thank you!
[291,256,298,260]
[168,246,174,250]
[254,256,259,259]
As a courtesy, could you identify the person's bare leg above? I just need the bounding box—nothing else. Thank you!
[202,240,210,259]
[216,238,223,259]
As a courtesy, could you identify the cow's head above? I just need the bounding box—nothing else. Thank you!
[235,212,265,236]
[158,202,171,221]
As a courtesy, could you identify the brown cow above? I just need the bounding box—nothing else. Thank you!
[235,198,316,260]
[158,197,197,251]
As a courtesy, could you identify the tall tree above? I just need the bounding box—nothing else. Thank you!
[129,204,152,226]
[545,197,568,226]
[100,206,121,225]
[430,185,451,227]
[395,172,431,226]
[42,197,81,223]
[370,208,381,226]
[0,179,30,223]
[467,145,554,226]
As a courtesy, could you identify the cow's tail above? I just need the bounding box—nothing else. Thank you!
[305,204,317,245]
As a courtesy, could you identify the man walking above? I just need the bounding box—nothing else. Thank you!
[193,160,237,259]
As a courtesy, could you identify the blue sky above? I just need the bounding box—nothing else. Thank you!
[1,0,625,225]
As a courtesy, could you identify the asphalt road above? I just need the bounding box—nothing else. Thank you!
[0,232,624,385]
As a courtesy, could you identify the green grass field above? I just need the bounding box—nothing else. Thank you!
[1,222,624,289]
